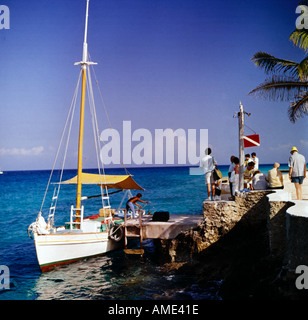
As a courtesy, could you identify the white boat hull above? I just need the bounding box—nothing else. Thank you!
[34,231,122,272]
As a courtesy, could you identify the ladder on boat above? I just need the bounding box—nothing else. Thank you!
[69,205,84,230]
[47,186,60,228]
[100,186,113,225]
[123,209,144,256]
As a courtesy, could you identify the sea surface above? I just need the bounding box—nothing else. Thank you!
[0,164,289,300]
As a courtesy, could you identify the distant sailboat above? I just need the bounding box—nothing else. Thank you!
[28,0,144,272]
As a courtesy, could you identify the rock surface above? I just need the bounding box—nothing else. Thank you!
[157,191,308,299]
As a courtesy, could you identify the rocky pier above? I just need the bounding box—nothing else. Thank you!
[157,175,308,299]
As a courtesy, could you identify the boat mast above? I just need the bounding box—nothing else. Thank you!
[74,0,96,225]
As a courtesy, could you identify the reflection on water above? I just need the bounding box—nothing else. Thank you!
[34,252,158,300]
[33,240,221,300]
[35,258,111,299]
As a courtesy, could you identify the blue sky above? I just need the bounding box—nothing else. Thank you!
[0,0,307,171]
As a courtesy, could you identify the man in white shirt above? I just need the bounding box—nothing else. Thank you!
[288,146,306,200]
[200,148,217,200]
[251,152,259,170]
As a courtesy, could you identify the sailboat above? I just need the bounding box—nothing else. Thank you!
[28,0,144,272]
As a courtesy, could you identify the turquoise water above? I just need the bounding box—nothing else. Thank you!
[0,164,288,300]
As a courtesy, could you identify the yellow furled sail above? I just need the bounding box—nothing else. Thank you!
[60,173,144,190]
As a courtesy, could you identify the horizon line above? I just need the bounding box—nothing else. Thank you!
[1,163,290,173]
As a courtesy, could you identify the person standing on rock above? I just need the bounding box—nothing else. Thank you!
[228,155,235,197]
[288,146,306,200]
[251,152,259,170]
[200,147,217,200]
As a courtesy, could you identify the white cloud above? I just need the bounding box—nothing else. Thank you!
[300,139,308,147]
[269,143,292,152]
[0,146,44,156]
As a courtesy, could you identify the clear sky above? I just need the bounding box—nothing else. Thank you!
[0,0,307,171]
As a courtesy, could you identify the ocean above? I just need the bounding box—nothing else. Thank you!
[0,164,289,300]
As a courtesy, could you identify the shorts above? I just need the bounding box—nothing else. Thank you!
[126,201,136,217]
[205,172,214,184]
[291,176,304,184]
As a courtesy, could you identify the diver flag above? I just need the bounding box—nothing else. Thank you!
[243,134,260,148]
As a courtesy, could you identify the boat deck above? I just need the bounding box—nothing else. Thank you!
[124,214,203,240]
[81,213,204,240]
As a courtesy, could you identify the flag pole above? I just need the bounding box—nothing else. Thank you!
[238,102,245,190]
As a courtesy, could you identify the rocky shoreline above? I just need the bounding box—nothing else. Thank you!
[156,191,308,300]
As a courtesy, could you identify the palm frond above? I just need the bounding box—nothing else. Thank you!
[251,52,299,77]
[248,75,308,101]
[289,29,308,52]
[250,29,308,123]
[289,91,308,123]
[297,56,308,79]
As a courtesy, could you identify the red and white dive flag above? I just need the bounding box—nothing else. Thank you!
[243,134,260,148]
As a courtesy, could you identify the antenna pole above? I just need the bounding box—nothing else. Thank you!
[82,0,90,64]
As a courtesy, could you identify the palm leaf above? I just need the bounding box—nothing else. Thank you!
[251,52,299,77]
[289,29,308,52]
[288,91,308,123]
[250,28,308,123]
[298,56,308,79]
[248,75,308,101]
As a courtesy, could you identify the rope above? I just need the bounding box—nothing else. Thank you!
[141,201,157,213]
[48,71,80,225]
[89,52,113,130]
[83,189,123,200]
[88,52,133,177]
[87,52,137,213]
[39,70,82,218]
[86,66,111,209]
[244,124,257,135]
